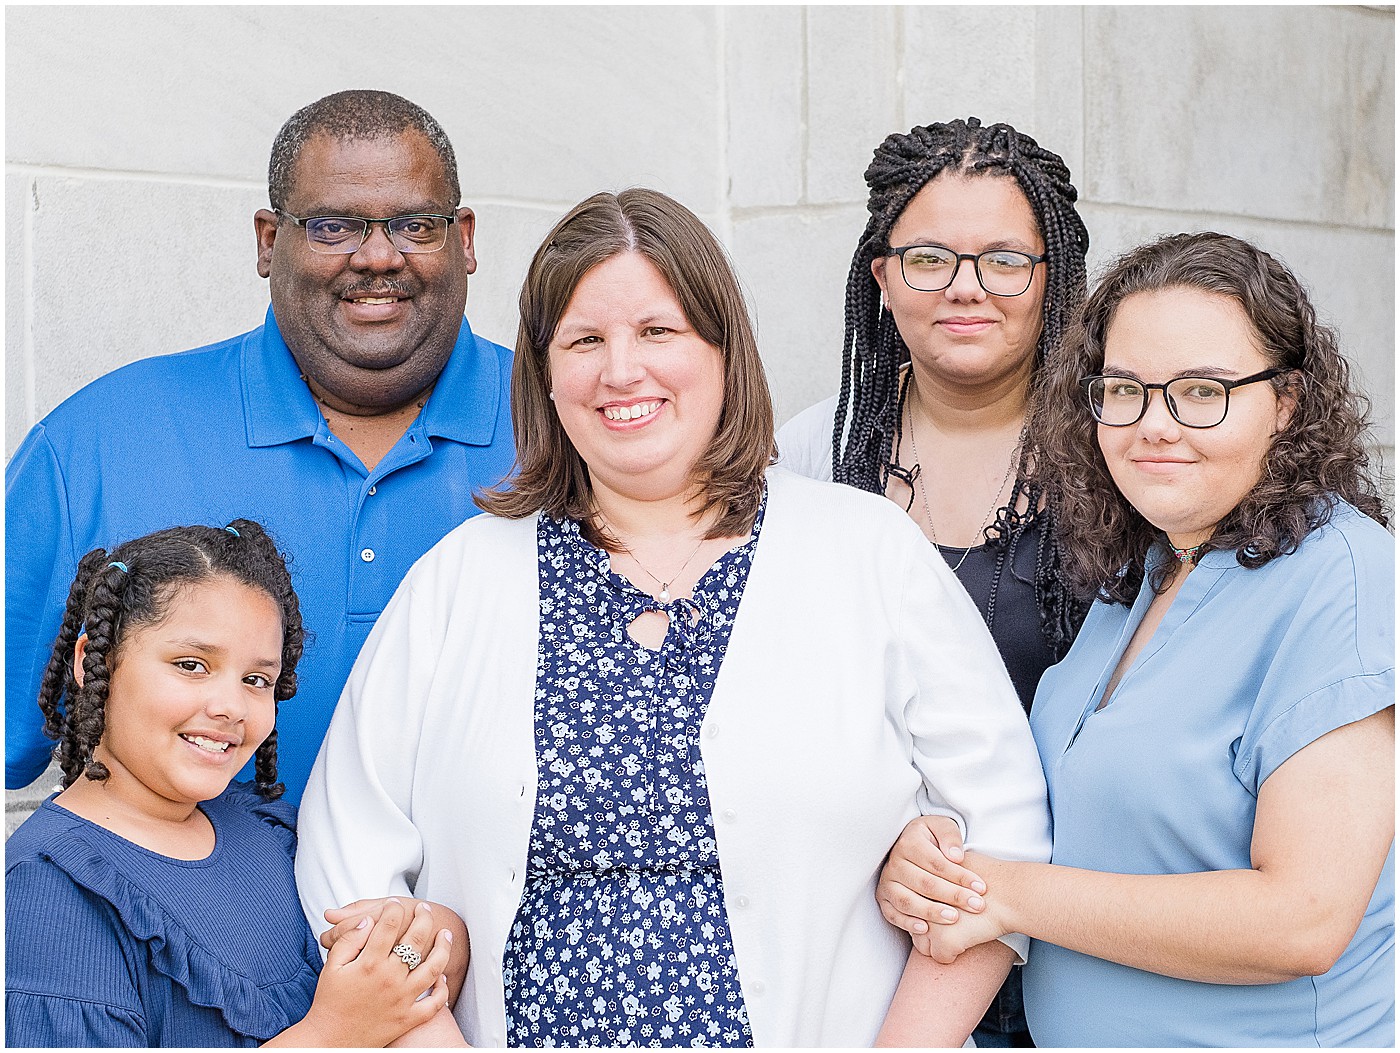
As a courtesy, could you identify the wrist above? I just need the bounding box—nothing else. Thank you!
[971,853,1024,936]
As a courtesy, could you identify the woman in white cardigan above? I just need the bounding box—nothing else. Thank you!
[295,188,1051,1047]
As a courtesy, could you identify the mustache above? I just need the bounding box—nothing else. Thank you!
[338,279,417,299]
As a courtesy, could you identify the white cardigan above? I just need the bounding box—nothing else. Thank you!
[296,468,1051,1047]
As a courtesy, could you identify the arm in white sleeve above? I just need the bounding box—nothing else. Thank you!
[296,573,447,941]
[895,528,1052,962]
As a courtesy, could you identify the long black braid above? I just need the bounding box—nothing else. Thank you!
[36,519,304,799]
[833,117,1090,658]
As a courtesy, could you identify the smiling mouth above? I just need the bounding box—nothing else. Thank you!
[180,734,233,754]
[602,401,662,421]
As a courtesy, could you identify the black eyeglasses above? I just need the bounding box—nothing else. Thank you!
[276,210,458,254]
[887,243,1046,297]
[1080,368,1286,429]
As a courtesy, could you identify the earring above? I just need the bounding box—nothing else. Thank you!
[548,391,555,401]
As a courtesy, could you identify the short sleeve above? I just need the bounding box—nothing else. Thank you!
[5,859,148,1047]
[5,424,77,789]
[1237,670,1394,793]
[1234,519,1395,793]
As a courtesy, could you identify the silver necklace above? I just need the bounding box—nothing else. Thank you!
[905,395,1022,575]
[599,518,707,603]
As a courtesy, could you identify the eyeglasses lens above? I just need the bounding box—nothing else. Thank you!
[900,246,1036,296]
[1088,377,1230,428]
[302,215,450,255]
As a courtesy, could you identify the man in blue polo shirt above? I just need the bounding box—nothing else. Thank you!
[6,90,516,802]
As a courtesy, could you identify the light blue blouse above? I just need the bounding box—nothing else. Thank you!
[1021,501,1394,1047]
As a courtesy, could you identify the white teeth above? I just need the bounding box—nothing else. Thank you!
[353,297,397,305]
[603,401,661,421]
[182,735,231,753]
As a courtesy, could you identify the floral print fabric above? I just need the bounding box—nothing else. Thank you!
[502,507,764,1047]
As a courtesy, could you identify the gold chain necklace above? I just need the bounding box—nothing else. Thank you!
[597,516,707,604]
[904,394,1022,575]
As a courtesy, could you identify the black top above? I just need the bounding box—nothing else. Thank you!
[936,513,1055,713]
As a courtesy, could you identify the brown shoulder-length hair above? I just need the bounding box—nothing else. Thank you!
[476,188,775,543]
[1037,231,1389,605]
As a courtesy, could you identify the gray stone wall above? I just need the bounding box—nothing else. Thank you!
[5,6,1393,825]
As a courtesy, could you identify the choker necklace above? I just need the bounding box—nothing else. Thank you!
[904,385,1022,575]
[1169,541,1205,565]
[597,517,707,603]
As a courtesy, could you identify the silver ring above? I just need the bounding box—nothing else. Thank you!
[392,943,422,970]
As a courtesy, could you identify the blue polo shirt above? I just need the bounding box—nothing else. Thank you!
[7,306,516,802]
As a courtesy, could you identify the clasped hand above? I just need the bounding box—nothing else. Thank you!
[303,898,454,1046]
[876,815,1010,963]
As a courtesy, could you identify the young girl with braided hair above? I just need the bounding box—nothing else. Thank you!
[5,520,462,1048]
[778,116,1090,1045]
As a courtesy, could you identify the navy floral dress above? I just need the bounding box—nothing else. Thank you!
[502,505,765,1048]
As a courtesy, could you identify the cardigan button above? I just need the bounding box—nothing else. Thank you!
[721,808,736,822]
[749,979,765,996]
[735,894,750,909]
[705,723,719,739]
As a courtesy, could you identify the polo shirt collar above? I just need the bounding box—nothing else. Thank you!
[417,313,504,447]
[242,305,504,449]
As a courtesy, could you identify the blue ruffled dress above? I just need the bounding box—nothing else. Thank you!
[5,782,321,1047]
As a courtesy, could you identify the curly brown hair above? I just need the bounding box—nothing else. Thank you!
[1038,231,1389,605]
[37,520,304,797]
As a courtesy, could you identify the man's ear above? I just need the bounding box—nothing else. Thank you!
[456,206,477,275]
[254,208,279,279]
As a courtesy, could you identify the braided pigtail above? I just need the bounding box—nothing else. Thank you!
[61,560,133,786]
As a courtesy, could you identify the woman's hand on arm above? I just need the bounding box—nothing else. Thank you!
[949,709,1395,984]
[323,898,471,1003]
[875,940,1015,1046]
[877,815,989,952]
[265,900,453,1047]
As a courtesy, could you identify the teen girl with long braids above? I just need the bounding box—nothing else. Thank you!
[779,116,1090,1044]
[5,521,463,1047]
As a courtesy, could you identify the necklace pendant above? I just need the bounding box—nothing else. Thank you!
[659,585,671,603]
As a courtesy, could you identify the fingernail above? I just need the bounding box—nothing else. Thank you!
[971,879,987,894]
[356,917,369,930]
[419,901,432,912]
[967,895,985,910]
[443,929,453,943]
[913,920,928,933]
[948,848,964,861]
[388,897,402,905]
[939,907,958,921]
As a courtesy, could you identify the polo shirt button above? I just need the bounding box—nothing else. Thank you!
[360,548,376,562]
[368,485,377,496]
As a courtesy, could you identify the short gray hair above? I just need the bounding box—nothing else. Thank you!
[267,89,460,210]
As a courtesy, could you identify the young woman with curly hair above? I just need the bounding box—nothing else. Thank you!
[876,232,1394,1046]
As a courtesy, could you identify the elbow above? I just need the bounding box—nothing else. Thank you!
[1270,918,1354,980]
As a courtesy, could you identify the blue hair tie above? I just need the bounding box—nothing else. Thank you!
[225,526,241,537]
[108,561,128,574]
